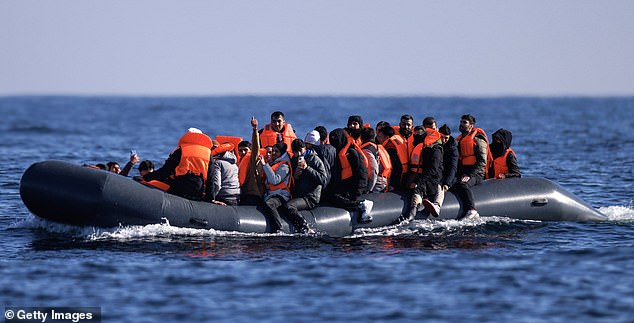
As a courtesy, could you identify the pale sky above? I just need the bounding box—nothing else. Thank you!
[1,0,634,96]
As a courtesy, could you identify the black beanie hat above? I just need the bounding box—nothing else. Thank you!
[347,115,363,127]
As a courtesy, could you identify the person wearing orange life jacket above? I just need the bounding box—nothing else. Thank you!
[395,114,416,157]
[323,128,373,224]
[237,140,251,162]
[258,142,293,233]
[398,126,444,222]
[142,128,214,201]
[488,128,521,179]
[238,117,267,206]
[452,114,490,220]
[205,141,240,206]
[376,125,409,191]
[259,111,297,154]
[360,127,393,193]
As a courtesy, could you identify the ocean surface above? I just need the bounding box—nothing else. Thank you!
[1,96,633,322]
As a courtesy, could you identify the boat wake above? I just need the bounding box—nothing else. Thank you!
[11,204,633,241]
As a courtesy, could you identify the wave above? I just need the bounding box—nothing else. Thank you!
[11,204,633,241]
[598,205,634,221]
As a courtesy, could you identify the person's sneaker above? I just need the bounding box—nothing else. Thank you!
[358,200,374,223]
[462,209,480,221]
[422,199,441,217]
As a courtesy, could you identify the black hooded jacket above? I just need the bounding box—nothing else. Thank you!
[328,128,368,199]
[489,128,521,178]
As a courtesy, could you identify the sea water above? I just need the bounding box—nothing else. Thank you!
[1,96,633,322]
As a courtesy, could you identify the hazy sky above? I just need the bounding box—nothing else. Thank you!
[2,1,633,96]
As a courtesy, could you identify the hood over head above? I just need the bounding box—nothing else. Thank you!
[491,128,512,158]
[329,128,349,152]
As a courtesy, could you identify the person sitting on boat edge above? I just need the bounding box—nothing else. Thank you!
[259,142,293,233]
[398,126,444,223]
[437,124,459,208]
[205,141,240,206]
[284,138,327,234]
[141,127,214,201]
[452,115,490,220]
[488,128,521,180]
[323,128,373,224]
[259,111,297,155]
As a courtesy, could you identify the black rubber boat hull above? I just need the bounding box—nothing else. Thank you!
[20,160,607,237]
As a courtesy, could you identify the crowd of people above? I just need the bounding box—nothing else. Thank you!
[93,111,521,233]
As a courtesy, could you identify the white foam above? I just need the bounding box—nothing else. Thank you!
[349,216,535,238]
[10,215,292,240]
[597,205,634,221]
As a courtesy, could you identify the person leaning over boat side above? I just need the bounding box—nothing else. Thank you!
[238,117,266,206]
[258,142,293,233]
[452,115,490,220]
[285,138,327,234]
[376,125,408,191]
[205,141,240,206]
[259,111,297,154]
[323,128,373,224]
[488,128,521,179]
[142,128,214,201]
[309,126,337,194]
[437,124,458,207]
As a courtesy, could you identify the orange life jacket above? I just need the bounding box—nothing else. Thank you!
[340,140,370,180]
[492,148,515,179]
[382,135,409,178]
[174,132,213,182]
[215,135,243,162]
[212,143,234,156]
[260,123,297,153]
[238,151,251,186]
[456,127,492,177]
[140,179,171,191]
[360,142,392,179]
[408,129,442,174]
[391,125,415,156]
[267,160,292,193]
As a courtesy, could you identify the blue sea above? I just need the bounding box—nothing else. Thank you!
[1,96,634,322]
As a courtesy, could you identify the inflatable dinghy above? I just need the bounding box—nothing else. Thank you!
[20,160,607,237]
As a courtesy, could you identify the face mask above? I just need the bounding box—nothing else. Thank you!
[348,128,362,138]
[490,141,504,157]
